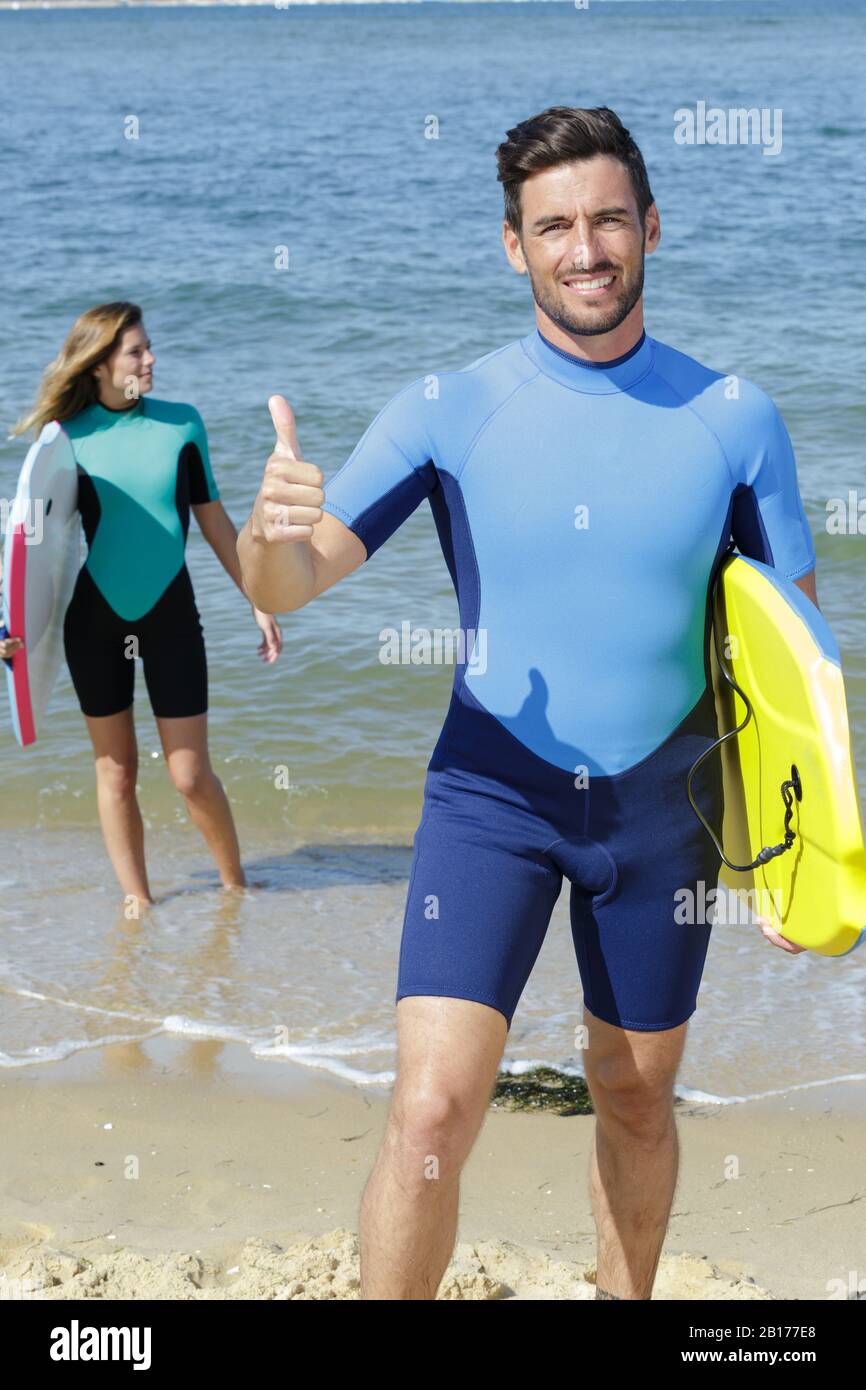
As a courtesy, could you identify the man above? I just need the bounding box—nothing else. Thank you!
[238,106,818,1300]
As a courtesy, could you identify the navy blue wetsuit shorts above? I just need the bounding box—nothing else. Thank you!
[397,680,723,1032]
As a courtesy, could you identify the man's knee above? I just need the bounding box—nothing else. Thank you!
[388,1083,483,1177]
[585,1044,678,1138]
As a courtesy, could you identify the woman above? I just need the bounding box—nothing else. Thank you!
[10,301,281,905]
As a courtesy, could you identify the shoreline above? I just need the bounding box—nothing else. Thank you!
[5,1020,866,1112]
[0,823,863,1109]
[1,1034,863,1299]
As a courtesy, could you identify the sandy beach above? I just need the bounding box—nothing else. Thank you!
[1,1035,862,1300]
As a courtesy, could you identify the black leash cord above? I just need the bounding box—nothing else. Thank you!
[686,560,801,873]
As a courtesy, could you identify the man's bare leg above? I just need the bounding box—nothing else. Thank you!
[359,995,507,1300]
[583,1004,688,1300]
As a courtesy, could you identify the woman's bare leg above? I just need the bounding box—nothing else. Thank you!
[155,713,245,889]
[84,707,153,905]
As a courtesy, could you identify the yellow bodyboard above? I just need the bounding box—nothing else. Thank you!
[710,555,866,956]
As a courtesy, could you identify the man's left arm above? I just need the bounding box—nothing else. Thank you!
[731,389,819,609]
[793,566,818,608]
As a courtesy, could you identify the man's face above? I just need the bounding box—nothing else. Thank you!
[503,155,659,339]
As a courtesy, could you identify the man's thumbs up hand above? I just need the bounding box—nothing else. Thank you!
[250,396,325,544]
[269,394,301,461]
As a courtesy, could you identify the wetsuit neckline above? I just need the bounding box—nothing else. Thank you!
[522,326,654,394]
[91,397,144,419]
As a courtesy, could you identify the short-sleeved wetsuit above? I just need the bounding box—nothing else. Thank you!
[322,327,817,1032]
[62,396,220,719]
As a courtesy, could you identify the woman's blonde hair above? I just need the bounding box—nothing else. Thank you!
[10,301,143,438]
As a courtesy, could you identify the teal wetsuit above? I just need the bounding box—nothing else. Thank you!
[63,396,220,718]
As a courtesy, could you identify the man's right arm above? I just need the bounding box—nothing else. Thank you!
[237,396,368,613]
[238,381,437,614]
[239,510,367,613]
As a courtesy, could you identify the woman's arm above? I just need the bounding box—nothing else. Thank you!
[193,500,282,661]
[192,500,248,593]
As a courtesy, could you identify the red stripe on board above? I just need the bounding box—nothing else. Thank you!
[7,523,35,745]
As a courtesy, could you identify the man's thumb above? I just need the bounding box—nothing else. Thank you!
[268,394,300,459]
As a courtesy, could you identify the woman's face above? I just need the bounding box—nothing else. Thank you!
[94,323,155,403]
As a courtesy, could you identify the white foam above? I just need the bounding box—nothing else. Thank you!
[255,1044,395,1087]
[252,1026,395,1060]
[1,995,863,1105]
[498,1055,866,1108]
[0,1030,162,1068]
[675,1073,866,1106]
[8,986,161,1025]
[162,1014,263,1044]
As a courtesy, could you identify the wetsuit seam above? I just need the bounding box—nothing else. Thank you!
[394,443,434,484]
[733,481,776,567]
[604,685,714,785]
[785,555,816,580]
[66,564,203,631]
[437,489,483,768]
[325,350,520,518]
[82,558,188,625]
[322,498,357,525]
[324,454,436,546]
[322,375,433,502]
[651,360,737,493]
[457,679,710,784]
[732,482,815,579]
[453,375,538,482]
[398,816,430,988]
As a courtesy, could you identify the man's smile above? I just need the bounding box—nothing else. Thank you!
[562,273,617,297]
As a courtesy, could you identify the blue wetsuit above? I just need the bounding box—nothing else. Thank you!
[322,328,816,1031]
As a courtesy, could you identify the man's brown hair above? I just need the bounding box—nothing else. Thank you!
[495,105,654,237]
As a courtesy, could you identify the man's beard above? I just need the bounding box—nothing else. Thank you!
[527,250,645,339]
